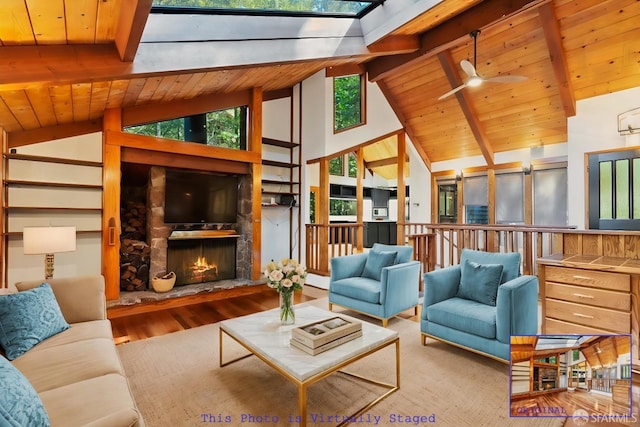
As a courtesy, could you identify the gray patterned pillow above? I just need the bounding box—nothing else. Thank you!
[0,283,70,360]
[0,355,50,426]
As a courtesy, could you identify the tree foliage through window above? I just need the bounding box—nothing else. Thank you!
[334,74,363,131]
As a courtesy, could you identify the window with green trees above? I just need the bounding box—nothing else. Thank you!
[125,106,247,150]
[334,74,364,132]
[348,152,357,178]
[329,155,344,176]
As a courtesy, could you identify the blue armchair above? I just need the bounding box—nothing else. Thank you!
[329,243,421,327]
[421,249,538,362]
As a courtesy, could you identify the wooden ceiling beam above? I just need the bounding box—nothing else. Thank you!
[364,155,408,169]
[0,38,377,92]
[367,0,548,82]
[114,0,153,62]
[8,119,102,148]
[538,2,576,117]
[438,50,494,166]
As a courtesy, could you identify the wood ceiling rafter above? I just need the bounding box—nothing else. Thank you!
[538,2,576,117]
[438,50,494,166]
[115,0,153,61]
[367,0,548,82]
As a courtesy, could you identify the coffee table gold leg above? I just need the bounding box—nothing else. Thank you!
[299,383,307,427]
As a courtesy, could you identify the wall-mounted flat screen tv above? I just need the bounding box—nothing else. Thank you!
[164,169,239,224]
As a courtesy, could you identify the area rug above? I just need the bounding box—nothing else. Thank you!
[117,300,564,427]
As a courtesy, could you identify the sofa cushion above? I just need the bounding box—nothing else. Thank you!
[0,283,70,360]
[27,320,114,352]
[457,260,503,306]
[0,355,50,426]
[362,250,397,280]
[330,277,382,304]
[12,338,124,393]
[426,297,497,339]
[460,248,521,283]
[39,373,140,427]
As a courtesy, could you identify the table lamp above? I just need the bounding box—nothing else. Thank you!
[23,226,77,279]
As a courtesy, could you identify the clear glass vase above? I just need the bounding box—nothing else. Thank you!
[279,291,295,325]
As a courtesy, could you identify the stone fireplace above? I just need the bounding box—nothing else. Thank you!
[120,164,253,292]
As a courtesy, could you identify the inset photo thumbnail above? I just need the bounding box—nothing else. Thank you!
[509,334,634,423]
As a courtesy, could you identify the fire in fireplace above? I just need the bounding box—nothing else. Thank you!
[167,231,238,286]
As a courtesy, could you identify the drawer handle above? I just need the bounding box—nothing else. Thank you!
[573,312,594,319]
[572,275,594,281]
[572,293,595,299]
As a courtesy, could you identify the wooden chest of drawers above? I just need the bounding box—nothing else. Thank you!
[537,254,640,372]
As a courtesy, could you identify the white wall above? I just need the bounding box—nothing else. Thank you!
[7,133,103,289]
[567,86,640,228]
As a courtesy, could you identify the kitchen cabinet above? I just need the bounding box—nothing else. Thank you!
[364,221,396,247]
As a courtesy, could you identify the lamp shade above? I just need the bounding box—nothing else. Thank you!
[23,226,77,255]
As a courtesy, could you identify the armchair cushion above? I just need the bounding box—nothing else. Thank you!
[0,283,70,360]
[330,277,381,304]
[460,248,521,283]
[362,250,397,280]
[426,297,497,339]
[457,260,504,306]
[372,243,413,263]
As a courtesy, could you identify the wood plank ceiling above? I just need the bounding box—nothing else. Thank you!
[0,0,639,169]
[511,335,631,367]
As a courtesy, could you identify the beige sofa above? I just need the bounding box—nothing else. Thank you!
[12,275,144,427]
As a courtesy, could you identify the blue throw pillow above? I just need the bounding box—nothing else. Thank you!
[457,260,504,306]
[0,356,50,426]
[0,283,70,360]
[362,250,397,280]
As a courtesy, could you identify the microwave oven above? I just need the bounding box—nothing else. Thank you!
[372,207,388,217]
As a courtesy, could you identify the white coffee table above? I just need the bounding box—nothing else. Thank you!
[219,304,399,426]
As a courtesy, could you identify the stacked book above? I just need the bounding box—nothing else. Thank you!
[290,316,362,355]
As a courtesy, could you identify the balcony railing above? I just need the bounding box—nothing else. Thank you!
[305,222,640,276]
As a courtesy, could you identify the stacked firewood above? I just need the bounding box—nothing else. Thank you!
[120,201,150,291]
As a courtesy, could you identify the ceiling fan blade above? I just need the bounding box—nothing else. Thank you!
[460,59,478,78]
[438,83,467,100]
[485,75,528,83]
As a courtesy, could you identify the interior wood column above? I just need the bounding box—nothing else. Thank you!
[397,133,406,244]
[249,87,263,279]
[0,127,6,287]
[102,109,122,301]
[318,158,329,273]
[356,147,364,252]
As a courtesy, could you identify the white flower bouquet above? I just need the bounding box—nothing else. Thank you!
[264,258,307,324]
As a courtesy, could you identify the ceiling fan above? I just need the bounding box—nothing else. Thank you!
[438,29,527,100]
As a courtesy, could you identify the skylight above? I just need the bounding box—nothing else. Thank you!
[535,335,591,350]
[151,0,384,18]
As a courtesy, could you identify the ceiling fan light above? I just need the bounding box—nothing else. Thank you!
[467,76,482,87]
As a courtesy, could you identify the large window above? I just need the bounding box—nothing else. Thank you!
[463,175,488,224]
[496,172,524,224]
[588,149,640,229]
[534,165,568,226]
[334,74,365,132]
[125,106,248,150]
[329,155,344,176]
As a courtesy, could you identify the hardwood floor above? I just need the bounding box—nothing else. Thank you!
[511,387,639,427]
[110,286,325,342]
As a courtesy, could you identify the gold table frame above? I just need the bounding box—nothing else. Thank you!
[219,326,400,427]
